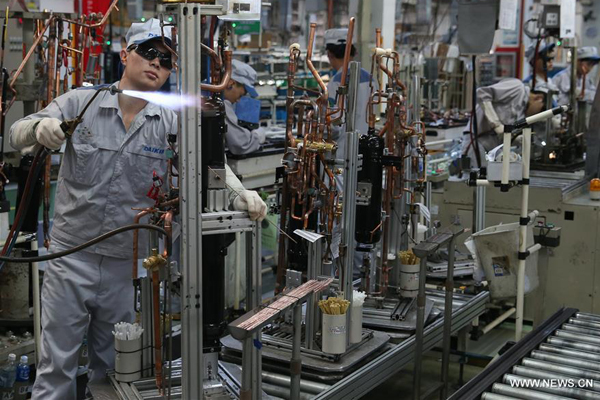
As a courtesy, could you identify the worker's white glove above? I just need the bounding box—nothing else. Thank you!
[481,101,503,136]
[253,126,267,144]
[233,190,267,221]
[35,118,65,150]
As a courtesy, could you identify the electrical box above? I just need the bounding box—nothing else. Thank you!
[542,5,560,30]
[216,0,261,21]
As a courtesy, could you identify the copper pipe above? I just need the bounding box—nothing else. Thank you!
[290,196,303,221]
[580,70,587,100]
[132,209,153,279]
[152,269,163,390]
[286,46,299,150]
[291,85,321,94]
[162,211,173,258]
[158,198,179,209]
[306,23,328,140]
[330,17,355,125]
[46,20,56,105]
[201,42,221,68]
[296,104,304,146]
[9,16,55,89]
[58,42,83,55]
[201,42,221,83]
[61,0,119,28]
[200,50,232,92]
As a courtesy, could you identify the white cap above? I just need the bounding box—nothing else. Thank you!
[526,42,556,62]
[126,18,172,49]
[20,355,27,364]
[231,59,258,97]
[578,46,600,61]
[324,28,348,46]
[8,353,15,361]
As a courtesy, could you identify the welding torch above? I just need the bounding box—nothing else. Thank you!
[59,85,122,138]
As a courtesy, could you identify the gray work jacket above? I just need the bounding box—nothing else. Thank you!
[224,99,262,155]
[9,82,177,259]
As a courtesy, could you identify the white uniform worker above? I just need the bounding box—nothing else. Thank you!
[462,78,545,167]
[9,19,265,400]
[554,47,600,106]
[325,28,375,276]
[224,59,266,155]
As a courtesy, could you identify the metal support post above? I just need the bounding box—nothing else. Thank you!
[440,234,457,399]
[341,61,361,342]
[178,3,204,398]
[141,276,154,378]
[425,181,432,231]
[413,256,428,400]
[241,337,253,400]
[245,223,262,399]
[306,237,323,350]
[290,303,303,400]
[474,185,486,233]
[31,238,41,363]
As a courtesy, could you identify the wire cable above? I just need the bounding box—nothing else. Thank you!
[0,224,169,263]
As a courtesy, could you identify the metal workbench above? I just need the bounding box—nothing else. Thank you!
[104,290,488,399]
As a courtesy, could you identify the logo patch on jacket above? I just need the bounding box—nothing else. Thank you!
[143,145,165,155]
[77,126,93,140]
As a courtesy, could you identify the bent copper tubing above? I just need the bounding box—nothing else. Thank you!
[9,16,55,88]
[306,23,328,140]
[330,17,355,124]
[200,50,232,92]
[200,43,221,66]
[286,46,300,149]
[61,0,119,28]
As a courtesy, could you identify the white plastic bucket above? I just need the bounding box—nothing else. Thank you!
[115,337,142,383]
[349,305,363,344]
[399,263,420,298]
[322,314,347,354]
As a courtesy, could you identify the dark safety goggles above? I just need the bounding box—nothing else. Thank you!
[130,43,173,70]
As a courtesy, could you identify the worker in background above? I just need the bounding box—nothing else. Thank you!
[9,19,265,400]
[223,59,266,155]
[325,28,372,161]
[584,82,600,177]
[554,46,600,106]
[462,78,545,167]
[325,28,375,276]
[524,42,558,93]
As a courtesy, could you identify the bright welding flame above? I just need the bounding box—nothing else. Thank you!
[120,90,198,110]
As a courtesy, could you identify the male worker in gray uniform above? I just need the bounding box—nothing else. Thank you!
[9,19,266,400]
[223,59,266,155]
[554,46,600,106]
[462,78,545,167]
[325,28,375,276]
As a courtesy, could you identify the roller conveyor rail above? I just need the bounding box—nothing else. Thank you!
[449,307,600,400]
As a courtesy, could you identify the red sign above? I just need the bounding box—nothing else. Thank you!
[81,0,112,14]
